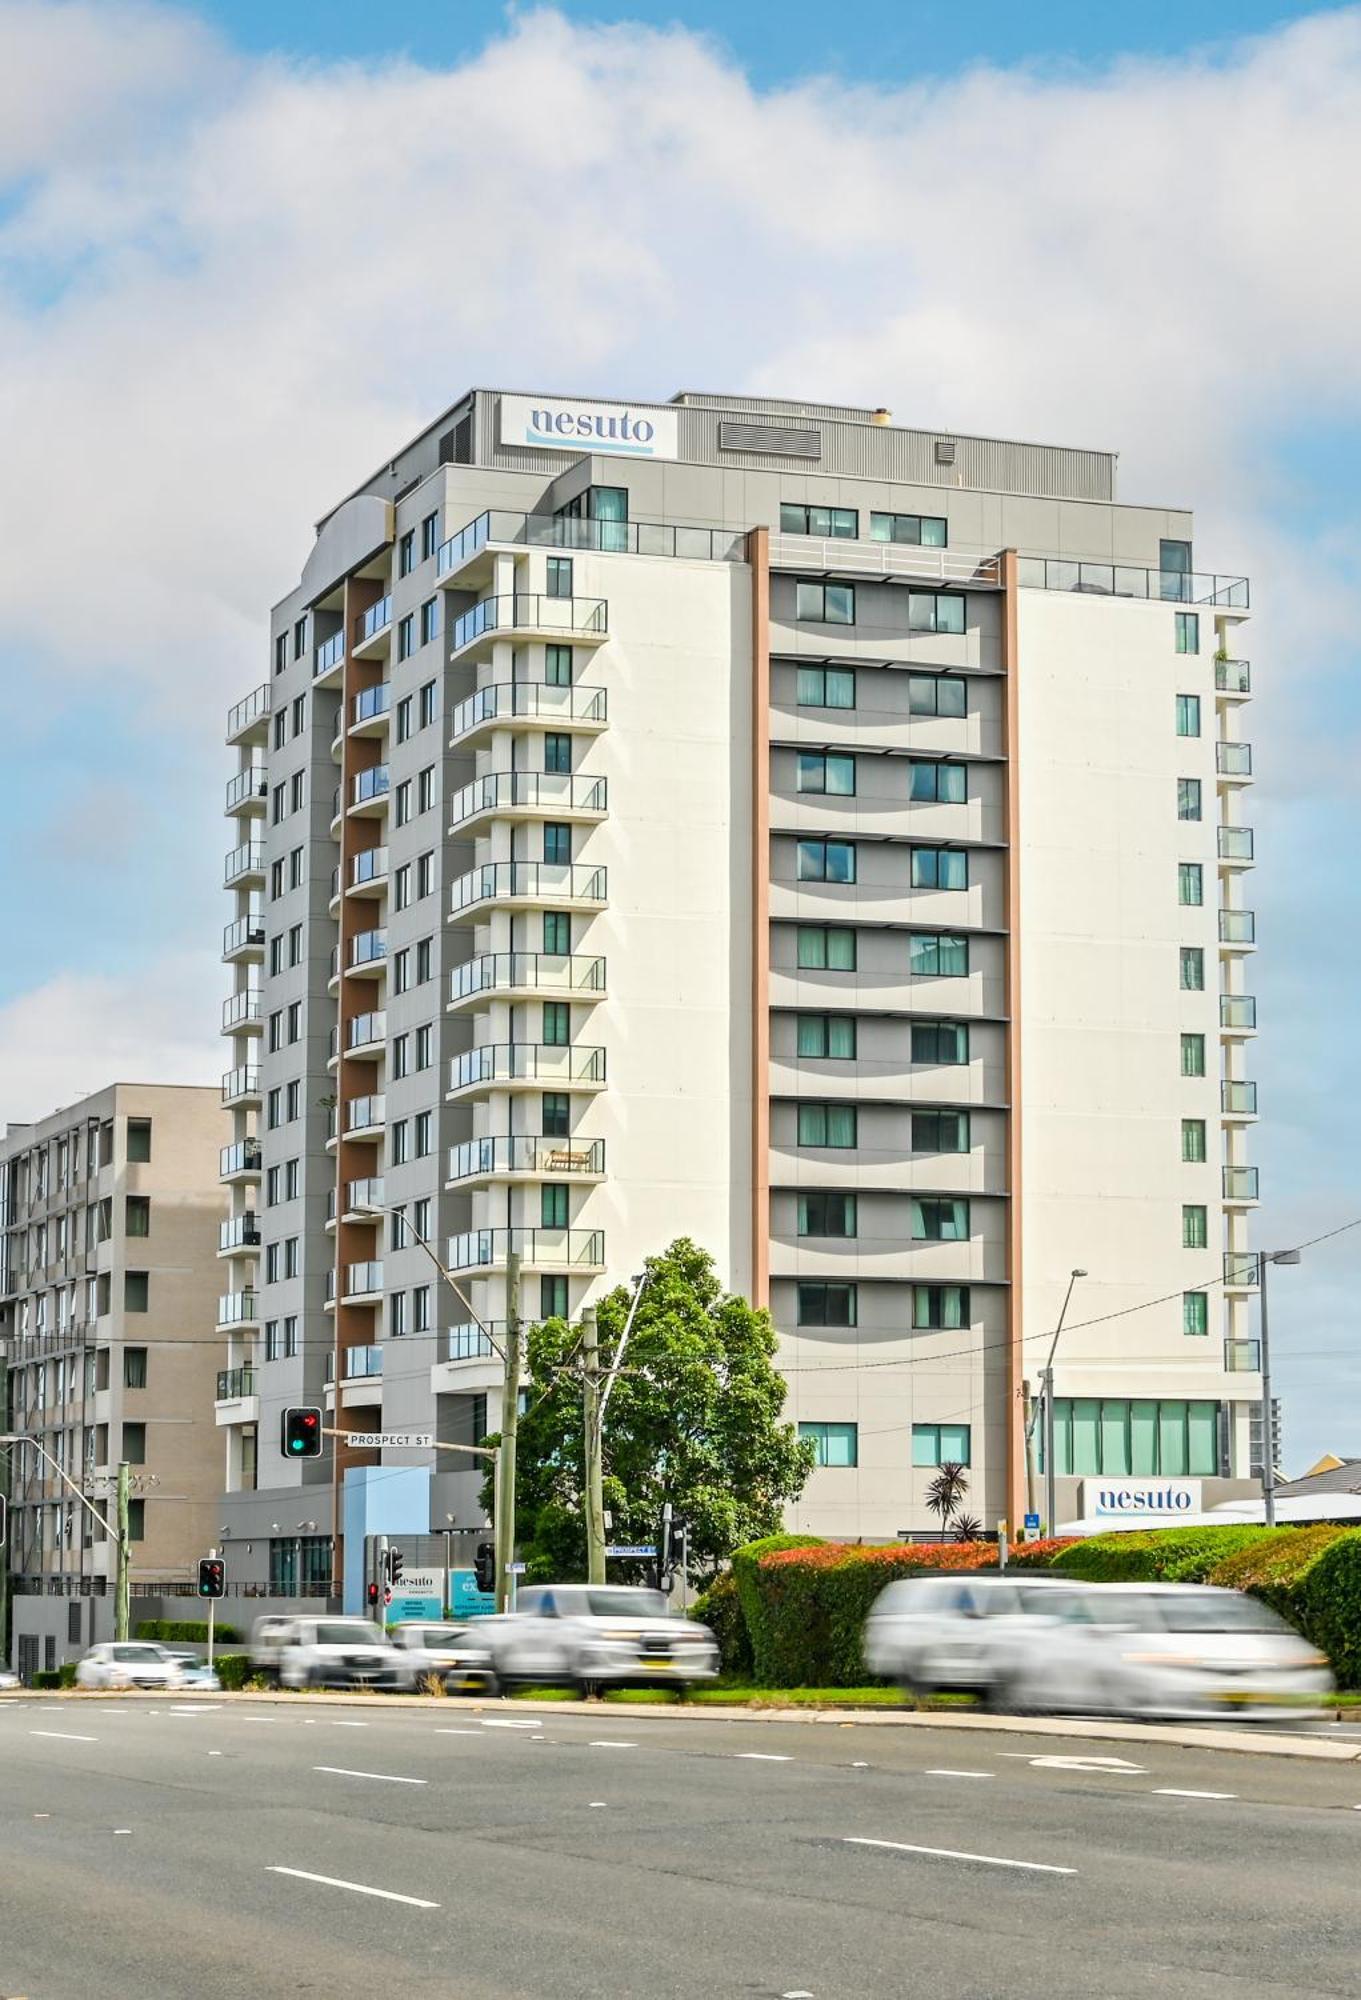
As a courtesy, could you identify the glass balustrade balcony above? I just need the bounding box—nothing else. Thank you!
[1218,909,1256,946]
[222,916,266,960]
[220,1067,261,1105]
[224,843,266,887]
[351,683,391,727]
[451,594,608,655]
[1221,1079,1258,1116]
[448,953,606,1007]
[216,1366,258,1401]
[449,861,607,917]
[1220,994,1257,1032]
[1215,742,1253,779]
[216,1290,260,1327]
[446,1323,500,1361]
[1017,558,1249,608]
[314,631,345,679]
[449,771,608,831]
[343,1262,384,1299]
[1215,659,1251,695]
[437,508,745,581]
[1222,1166,1260,1203]
[1224,1338,1262,1373]
[345,1095,387,1135]
[350,848,389,891]
[344,1177,385,1214]
[225,765,268,814]
[221,990,262,1032]
[220,1139,262,1179]
[353,595,393,647]
[449,680,607,746]
[349,929,388,970]
[351,766,390,809]
[347,1011,386,1053]
[448,1042,606,1094]
[447,1135,605,1184]
[446,1227,605,1273]
[226,685,270,741]
[1224,1251,1260,1288]
[1217,825,1255,864]
[218,1214,260,1252]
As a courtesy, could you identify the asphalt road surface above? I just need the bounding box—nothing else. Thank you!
[3,1696,1360,1999]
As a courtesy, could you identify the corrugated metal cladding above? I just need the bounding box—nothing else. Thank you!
[716,420,821,458]
[679,392,880,426]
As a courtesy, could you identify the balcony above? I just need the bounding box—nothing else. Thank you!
[342,1261,384,1303]
[221,990,262,1034]
[225,765,268,815]
[226,685,270,744]
[351,683,391,731]
[1220,994,1257,1034]
[349,847,389,895]
[775,534,1000,590]
[343,1176,385,1217]
[221,1066,262,1108]
[1224,1338,1262,1373]
[345,1094,386,1138]
[325,1343,384,1384]
[314,631,345,682]
[218,1213,260,1254]
[446,1227,606,1274]
[1224,1251,1260,1289]
[224,843,266,889]
[222,915,265,963]
[1018,557,1249,609]
[350,765,390,813]
[448,952,607,1010]
[450,593,608,658]
[449,770,608,835]
[1223,1166,1260,1205]
[449,680,608,749]
[446,1322,500,1361]
[1215,742,1253,781]
[437,508,746,586]
[353,595,393,652]
[220,1139,263,1182]
[1217,825,1255,866]
[216,1366,258,1402]
[1215,658,1251,696]
[1221,1078,1258,1118]
[448,1042,607,1097]
[1218,908,1256,948]
[449,861,607,918]
[346,1010,386,1057]
[447,1135,606,1187]
[217,1290,261,1329]
[348,929,388,974]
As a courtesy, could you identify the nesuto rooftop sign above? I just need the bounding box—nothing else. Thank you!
[499,394,679,460]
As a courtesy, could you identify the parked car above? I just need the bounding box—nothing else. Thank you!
[263,1616,405,1691]
[863,1572,1070,1698]
[483,1585,719,1692]
[163,1648,223,1692]
[74,1642,186,1691]
[389,1620,497,1692]
[988,1582,1334,1721]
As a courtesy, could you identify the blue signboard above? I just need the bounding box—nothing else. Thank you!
[449,1568,496,1619]
[1024,1513,1041,1532]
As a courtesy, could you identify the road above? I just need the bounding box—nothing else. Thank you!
[2,1696,1360,1998]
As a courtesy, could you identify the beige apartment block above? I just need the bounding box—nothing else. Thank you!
[0,1084,228,1673]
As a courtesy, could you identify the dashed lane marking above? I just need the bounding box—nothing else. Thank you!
[312,1766,427,1785]
[844,1836,1076,1876]
[268,1866,438,1909]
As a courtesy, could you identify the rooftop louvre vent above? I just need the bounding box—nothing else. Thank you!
[934,439,957,466]
[717,419,821,459]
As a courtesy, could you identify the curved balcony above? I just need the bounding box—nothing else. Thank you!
[221,1065,262,1108]
[349,847,389,896]
[345,1011,386,1059]
[449,770,607,836]
[218,1214,260,1255]
[348,929,388,976]
[449,680,608,750]
[344,1094,387,1140]
[220,1139,262,1183]
[447,1134,605,1188]
[342,1261,384,1304]
[314,631,345,683]
[351,683,391,734]
[226,684,270,746]
[449,861,606,919]
[1217,824,1254,869]
[448,952,607,1011]
[446,1227,605,1275]
[350,765,390,814]
[353,595,393,655]
[326,1343,384,1384]
[446,1322,501,1361]
[222,915,265,964]
[221,990,262,1035]
[343,1176,385,1219]
[450,593,607,659]
[217,1290,261,1330]
[448,1042,606,1099]
[225,765,268,816]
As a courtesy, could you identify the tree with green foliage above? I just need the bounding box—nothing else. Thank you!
[481,1238,816,1584]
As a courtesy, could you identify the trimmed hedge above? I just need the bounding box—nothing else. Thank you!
[731,1534,824,1685]
[214,1653,254,1690]
[1050,1525,1274,1584]
[690,1572,752,1680]
[1207,1524,1347,1594]
[136,1618,241,1645]
[1271,1530,1361,1689]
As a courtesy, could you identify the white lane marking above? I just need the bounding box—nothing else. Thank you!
[312,1766,427,1785]
[925,1769,993,1780]
[589,1800,607,1807]
[268,1866,438,1909]
[844,1836,1075,1877]
[851,1761,869,1769]
[1005,1753,1147,1774]
[589,1740,637,1749]
[114,1828,132,1835]
[736,1751,792,1762]
[479,1718,543,1730]
[30,1730,98,1743]
[208,1751,223,1757]
[434,1727,482,1736]
[1153,1789,1237,1800]
[330,1720,368,1728]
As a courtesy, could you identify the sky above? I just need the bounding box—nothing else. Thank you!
[0,0,1358,1470]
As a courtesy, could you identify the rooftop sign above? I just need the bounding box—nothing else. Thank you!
[500,393,678,461]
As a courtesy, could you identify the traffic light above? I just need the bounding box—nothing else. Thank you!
[197,1556,226,1600]
[281,1406,323,1458]
[473,1541,495,1594]
[366,1581,380,1611]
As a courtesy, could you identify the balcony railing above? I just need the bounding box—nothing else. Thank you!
[447,1227,605,1272]
[347,1010,386,1052]
[227,685,270,738]
[1223,1166,1260,1202]
[449,1043,606,1092]
[451,594,608,654]
[448,1135,605,1183]
[343,1262,384,1299]
[1215,742,1253,778]
[352,683,391,726]
[350,847,389,889]
[222,916,265,957]
[220,1139,262,1177]
[449,952,606,1004]
[216,1366,257,1401]
[449,861,607,917]
[449,681,607,743]
[350,929,388,968]
[1220,995,1257,1031]
[1224,1251,1260,1287]
[1215,659,1251,694]
[221,990,262,1030]
[354,595,393,646]
[225,765,268,812]
[345,1094,386,1134]
[218,1214,260,1252]
[314,631,345,677]
[224,843,265,886]
[344,1177,385,1214]
[1017,557,1249,608]
[1224,1338,1261,1374]
[221,1066,261,1103]
[1217,825,1255,863]
[449,771,607,829]
[1222,1079,1258,1116]
[352,766,390,808]
[446,1323,499,1361]
[1218,909,1256,945]
[326,1343,384,1384]
[217,1291,260,1326]
[437,508,746,577]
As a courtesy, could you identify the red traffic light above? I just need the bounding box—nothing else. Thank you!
[197,1556,226,1599]
[366,1582,379,1607]
[281,1406,324,1458]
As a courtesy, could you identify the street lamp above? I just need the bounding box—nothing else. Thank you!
[1023,1269,1087,1536]
[1258,1248,1299,1527]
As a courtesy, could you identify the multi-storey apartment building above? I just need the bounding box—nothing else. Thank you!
[217,387,1262,1586]
[0,1085,227,1673]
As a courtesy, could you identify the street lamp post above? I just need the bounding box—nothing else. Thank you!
[0,1436,131,1641]
[1258,1248,1300,1527]
[1022,1269,1087,1537]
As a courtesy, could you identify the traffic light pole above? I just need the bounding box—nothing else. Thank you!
[582,1306,605,1585]
[495,1254,521,1614]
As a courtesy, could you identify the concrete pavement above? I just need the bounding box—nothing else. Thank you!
[3,1696,1360,1997]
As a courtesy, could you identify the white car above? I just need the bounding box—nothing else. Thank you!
[485,1585,719,1692]
[164,1648,223,1692]
[389,1620,497,1691]
[863,1572,1070,1698]
[271,1616,406,1691]
[989,1582,1334,1721]
[0,1666,20,1691]
[75,1642,187,1691]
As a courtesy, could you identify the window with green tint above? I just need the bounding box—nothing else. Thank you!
[909,934,969,977]
[541,1183,569,1229]
[797,752,856,795]
[871,511,948,548]
[907,592,965,634]
[910,848,968,890]
[1049,1397,1220,1476]
[796,925,856,970]
[797,665,855,709]
[911,1021,969,1065]
[795,581,855,624]
[908,760,967,804]
[544,733,572,773]
[545,644,573,686]
[781,502,858,538]
[1180,1032,1206,1077]
[797,839,856,883]
[1182,1204,1208,1249]
[1177,777,1202,821]
[1183,1290,1210,1335]
[796,1282,857,1327]
[912,1422,971,1467]
[1176,693,1201,738]
[799,1420,858,1467]
[796,1014,856,1059]
[543,822,571,865]
[1178,862,1204,906]
[911,1197,970,1241]
[542,1092,570,1138]
[797,1102,857,1148]
[1180,946,1205,991]
[542,1002,570,1046]
[911,1110,970,1153]
[798,1192,857,1238]
[540,1274,568,1318]
[1175,611,1200,654]
[912,1285,970,1330]
[546,555,573,598]
[543,911,571,954]
[1182,1118,1207,1163]
[126,1119,152,1164]
[907,673,966,716]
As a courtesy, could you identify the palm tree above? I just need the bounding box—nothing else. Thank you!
[924,1460,970,1531]
[951,1512,983,1543]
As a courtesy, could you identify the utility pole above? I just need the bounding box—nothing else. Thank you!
[494,1252,521,1614]
[1023,1268,1086,1536]
[581,1306,605,1584]
[115,1460,130,1643]
[1257,1248,1299,1529]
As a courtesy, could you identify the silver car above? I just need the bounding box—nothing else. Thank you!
[389,1620,497,1692]
[864,1572,1070,1698]
[487,1585,719,1692]
[75,1642,187,1691]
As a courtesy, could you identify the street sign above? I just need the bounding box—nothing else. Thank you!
[508,1561,527,1574]
[346,1431,434,1450]
[387,1568,444,1623]
[604,1544,657,1558]
[450,1569,495,1619]
[1024,1513,1041,1532]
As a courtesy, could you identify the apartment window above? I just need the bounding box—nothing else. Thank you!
[391,949,412,1000]
[284,1237,299,1279]
[264,1319,281,1361]
[268,1012,283,1055]
[287,1001,301,1044]
[284,1315,299,1358]
[797,838,856,884]
[391,1121,410,1166]
[543,1002,570,1046]
[289,846,304,889]
[122,1270,148,1313]
[123,1347,148,1389]
[797,925,856,971]
[545,645,573,687]
[418,766,435,813]
[394,862,412,912]
[291,693,305,736]
[912,1285,970,1330]
[391,1034,410,1081]
[398,529,415,576]
[398,614,415,660]
[266,1166,281,1206]
[871,511,947,548]
[1181,1032,1207,1077]
[542,1092,570,1138]
[125,1196,150,1238]
[798,1191,857,1238]
[267,1087,282,1129]
[800,1420,858,1467]
[265,1243,280,1284]
[271,781,285,822]
[912,1423,971,1467]
[1175,611,1200,654]
[909,933,969,977]
[285,1081,300,1122]
[547,556,573,598]
[414,1112,433,1158]
[541,1183,569,1228]
[290,771,304,814]
[411,937,431,985]
[395,779,412,826]
[275,632,287,674]
[909,759,967,804]
[421,511,439,560]
[543,911,571,955]
[1177,777,1202,822]
[1183,1204,1208,1250]
[396,696,413,744]
[908,592,965,635]
[796,1013,856,1059]
[1176,693,1201,738]
[420,598,439,646]
[1182,1118,1208,1163]
[544,733,571,775]
[1180,946,1205,991]
[293,616,306,660]
[285,1158,299,1199]
[796,666,855,710]
[910,847,968,890]
[270,858,285,901]
[907,673,966,717]
[1183,1290,1210,1335]
[269,937,283,976]
[127,1499,146,1542]
[241,1425,258,1491]
[415,1024,433,1070]
[912,1197,970,1241]
[912,1110,970,1153]
[1178,862,1204,907]
[126,1118,152,1164]
[390,1206,407,1252]
[541,1274,568,1319]
[780,502,858,538]
[288,923,302,967]
[797,1282,857,1329]
[1049,1397,1220,1478]
[419,680,437,728]
[797,752,855,796]
[273,712,286,751]
[413,1198,431,1242]
[413,1284,431,1333]
[390,1292,408,1339]
[543,822,572,865]
[795,580,854,624]
[911,1021,969,1065]
[797,1103,857,1149]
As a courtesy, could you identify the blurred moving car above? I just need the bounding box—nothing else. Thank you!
[0,1666,21,1691]
[251,1614,405,1690]
[484,1585,719,1692]
[163,1648,223,1692]
[864,1573,1070,1697]
[389,1619,497,1692]
[75,1642,186,1690]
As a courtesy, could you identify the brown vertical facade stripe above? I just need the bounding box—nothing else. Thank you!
[999,549,1026,1527]
[748,527,771,1310]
